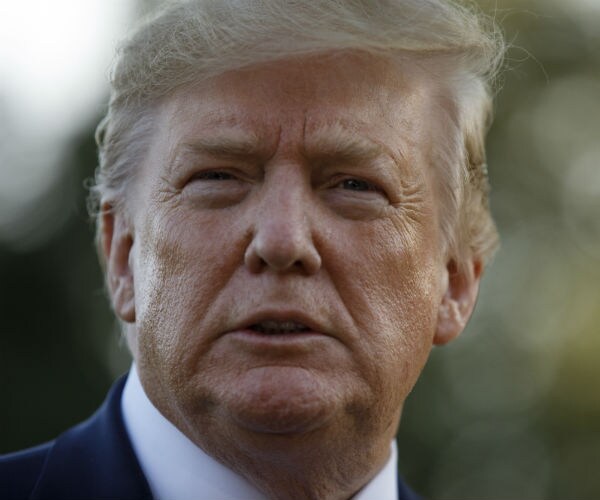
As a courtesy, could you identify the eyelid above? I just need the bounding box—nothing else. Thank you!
[187,166,256,183]
[192,170,236,180]
[329,174,385,194]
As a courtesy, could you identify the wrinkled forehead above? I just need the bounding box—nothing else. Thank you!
[149,52,457,178]
[161,52,448,128]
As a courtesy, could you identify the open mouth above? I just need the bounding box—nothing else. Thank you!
[249,320,310,335]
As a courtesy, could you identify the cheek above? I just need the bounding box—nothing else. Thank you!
[337,218,441,327]
[132,231,191,376]
[330,218,442,393]
[132,210,242,375]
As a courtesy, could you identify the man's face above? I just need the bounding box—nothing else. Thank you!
[109,53,465,465]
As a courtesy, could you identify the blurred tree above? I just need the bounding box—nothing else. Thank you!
[398,1,600,498]
[0,117,129,452]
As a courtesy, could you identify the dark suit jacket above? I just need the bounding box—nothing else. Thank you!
[1,377,421,499]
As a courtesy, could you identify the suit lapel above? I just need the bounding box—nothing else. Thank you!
[30,377,153,500]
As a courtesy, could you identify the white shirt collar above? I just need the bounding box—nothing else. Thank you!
[121,365,398,500]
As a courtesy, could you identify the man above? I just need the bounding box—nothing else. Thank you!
[1,0,503,498]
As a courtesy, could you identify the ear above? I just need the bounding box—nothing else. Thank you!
[100,202,136,323]
[434,258,482,345]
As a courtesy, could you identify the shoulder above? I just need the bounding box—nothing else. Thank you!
[0,376,152,500]
[398,475,423,500]
[0,442,53,500]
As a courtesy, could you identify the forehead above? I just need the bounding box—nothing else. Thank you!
[162,53,443,134]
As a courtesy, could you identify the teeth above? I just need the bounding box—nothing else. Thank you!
[252,320,309,334]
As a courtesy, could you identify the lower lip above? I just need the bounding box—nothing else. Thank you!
[226,329,326,347]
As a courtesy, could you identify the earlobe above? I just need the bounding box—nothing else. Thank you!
[101,203,136,323]
[433,258,482,345]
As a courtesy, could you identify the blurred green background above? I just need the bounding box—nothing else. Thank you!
[1,1,599,498]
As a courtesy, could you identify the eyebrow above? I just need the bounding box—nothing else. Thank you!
[178,134,263,159]
[167,131,265,176]
[167,121,404,173]
[303,122,403,165]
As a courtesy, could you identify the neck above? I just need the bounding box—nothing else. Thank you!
[195,427,393,500]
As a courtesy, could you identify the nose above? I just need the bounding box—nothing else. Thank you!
[244,177,322,275]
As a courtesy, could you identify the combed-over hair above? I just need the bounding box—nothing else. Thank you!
[91,0,504,268]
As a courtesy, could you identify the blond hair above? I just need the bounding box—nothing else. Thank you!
[92,0,504,267]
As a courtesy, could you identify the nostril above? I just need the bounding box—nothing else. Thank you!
[243,219,322,275]
[244,241,267,273]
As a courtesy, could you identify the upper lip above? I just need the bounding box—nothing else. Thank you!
[231,309,331,336]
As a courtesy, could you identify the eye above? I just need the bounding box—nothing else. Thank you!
[193,170,236,181]
[182,169,250,209]
[337,178,380,192]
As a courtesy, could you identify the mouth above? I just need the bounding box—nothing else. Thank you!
[248,320,311,335]
[229,311,330,340]
[225,313,332,352]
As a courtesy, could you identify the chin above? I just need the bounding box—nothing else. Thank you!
[220,366,340,435]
